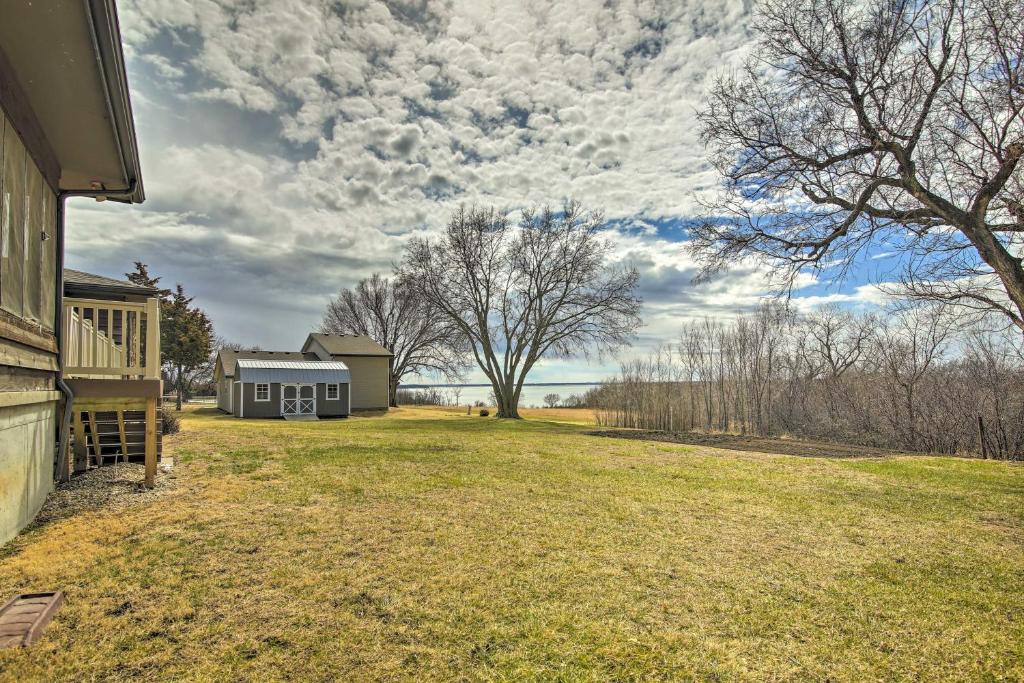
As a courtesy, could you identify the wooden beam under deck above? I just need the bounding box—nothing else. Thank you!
[64,378,161,402]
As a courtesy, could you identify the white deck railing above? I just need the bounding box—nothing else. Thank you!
[62,297,161,380]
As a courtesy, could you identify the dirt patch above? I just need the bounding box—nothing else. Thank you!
[588,429,908,459]
[32,462,177,526]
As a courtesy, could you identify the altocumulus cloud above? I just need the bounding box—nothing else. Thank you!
[64,0,859,382]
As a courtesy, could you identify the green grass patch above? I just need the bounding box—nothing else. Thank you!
[0,405,1020,681]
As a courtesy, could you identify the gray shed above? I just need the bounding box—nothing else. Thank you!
[230,359,351,419]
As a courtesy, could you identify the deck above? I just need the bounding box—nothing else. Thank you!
[61,296,162,487]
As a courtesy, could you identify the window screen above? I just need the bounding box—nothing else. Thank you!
[2,115,26,318]
[0,111,57,329]
[23,160,42,323]
[39,187,56,330]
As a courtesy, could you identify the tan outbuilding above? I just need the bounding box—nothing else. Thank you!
[302,334,391,411]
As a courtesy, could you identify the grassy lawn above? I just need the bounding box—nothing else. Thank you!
[1,406,1022,681]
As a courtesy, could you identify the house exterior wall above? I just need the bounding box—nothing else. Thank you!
[334,355,388,410]
[0,399,57,544]
[0,107,61,545]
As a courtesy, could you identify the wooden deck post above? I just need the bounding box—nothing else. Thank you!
[116,410,128,462]
[144,397,157,488]
[87,412,101,466]
[71,411,88,473]
[144,297,161,380]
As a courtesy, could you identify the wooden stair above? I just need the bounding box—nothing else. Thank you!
[62,378,163,487]
[71,408,162,469]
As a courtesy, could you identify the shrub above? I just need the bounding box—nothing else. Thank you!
[162,410,181,435]
[479,409,489,417]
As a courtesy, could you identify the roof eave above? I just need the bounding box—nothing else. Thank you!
[84,0,144,204]
[330,352,394,358]
[65,282,158,298]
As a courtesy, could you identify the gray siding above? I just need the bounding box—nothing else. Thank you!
[231,382,350,418]
[238,382,282,419]
[316,382,349,417]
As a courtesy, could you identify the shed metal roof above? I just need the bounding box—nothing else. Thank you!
[235,359,350,385]
[236,359,350,371]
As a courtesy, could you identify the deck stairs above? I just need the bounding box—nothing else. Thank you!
[70,408,162,469]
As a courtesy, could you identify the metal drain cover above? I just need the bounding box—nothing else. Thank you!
[0,592,64,648]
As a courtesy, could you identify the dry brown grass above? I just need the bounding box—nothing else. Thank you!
[0,405,1021,681]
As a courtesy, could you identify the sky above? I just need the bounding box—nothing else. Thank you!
[64,0,886,384]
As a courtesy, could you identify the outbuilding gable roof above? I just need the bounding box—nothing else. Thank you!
[217,350,319,378]
[304,333,392,357]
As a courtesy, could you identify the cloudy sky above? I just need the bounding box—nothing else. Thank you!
[65,0,883,383]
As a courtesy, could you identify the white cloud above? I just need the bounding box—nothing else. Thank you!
[66,0,872,381]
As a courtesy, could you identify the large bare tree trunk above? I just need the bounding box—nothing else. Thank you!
[402,203,641,421]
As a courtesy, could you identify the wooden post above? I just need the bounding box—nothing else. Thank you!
[76,306,85,370]
[144,397,157,488]
[145,297,160,380]
[116,410,128,463]
[978,415,989,460]
[87,412,101,466]
[90,307,98,370]
[72,411,88,473]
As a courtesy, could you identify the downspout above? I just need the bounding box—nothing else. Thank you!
[54,181,137,482]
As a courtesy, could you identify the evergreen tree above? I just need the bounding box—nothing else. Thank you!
[125,261,171,300]
[126,263,214,408]
[155,280,213,410]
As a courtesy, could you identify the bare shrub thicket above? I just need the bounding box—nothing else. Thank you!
[395,388,459,406]
[592,304,1024,459]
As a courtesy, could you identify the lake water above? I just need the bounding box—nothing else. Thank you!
[399,383,603,408]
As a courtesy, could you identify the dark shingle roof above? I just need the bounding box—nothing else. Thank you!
[63,268,158,296]
[217,349,320,377]
[305,333,392,357]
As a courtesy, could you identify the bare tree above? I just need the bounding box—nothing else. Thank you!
[594,303,1024,459]
[543,393,561,408]
[876,305,957,449]
[695,0,1024,332]
[321,273,466,407]
[802,306,875,424]
[402,202,641,418]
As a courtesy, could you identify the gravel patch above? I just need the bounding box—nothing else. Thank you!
[33,462,177,526]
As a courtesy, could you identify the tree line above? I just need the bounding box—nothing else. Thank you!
[590,304,1024,460]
